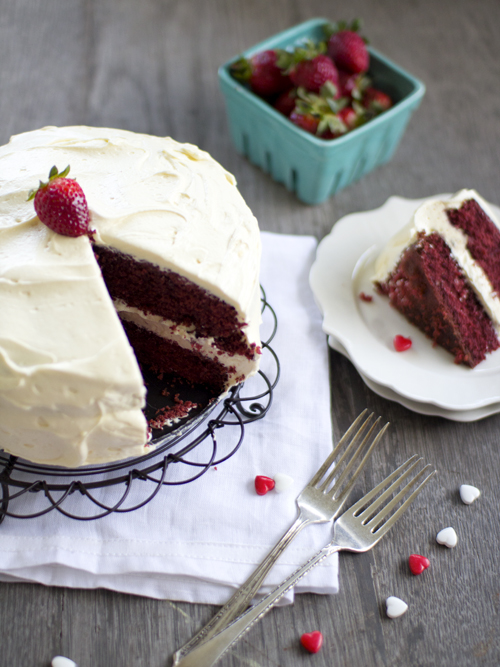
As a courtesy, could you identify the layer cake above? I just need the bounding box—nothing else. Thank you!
[0,126,262,467]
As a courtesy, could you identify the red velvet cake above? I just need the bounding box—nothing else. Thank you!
[0,126,262,467]
[93,245,259,395]
[373,190,500,367]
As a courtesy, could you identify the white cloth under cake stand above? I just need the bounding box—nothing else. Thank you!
[0,231,339,605]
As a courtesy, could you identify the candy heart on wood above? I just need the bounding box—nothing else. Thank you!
[385,596,408,619]
[300,631,323,653]
[436,526,458,548]
[408,553,430,575]
[254,475,275,495]
[459,484,481,505]
[273,472,294,493]
[51,657,77,667]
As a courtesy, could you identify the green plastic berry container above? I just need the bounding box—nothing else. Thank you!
[218,17,426,205]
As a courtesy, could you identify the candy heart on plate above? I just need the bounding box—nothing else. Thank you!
[300,631,323,653]
[386,596,408,619]
[393,334,412,352]
[408,553,430,575]
[254,475,275,495]
[436,526,458,548]
[459,484,481,505]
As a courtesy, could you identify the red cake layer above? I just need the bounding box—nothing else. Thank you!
[376,232,499,367]
[122,320,232,393]
[93,244,256,359]
[446,199,500,295]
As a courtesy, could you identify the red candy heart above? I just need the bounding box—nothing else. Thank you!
[254,475,275,495]
[393,335,412,352]
[300,631,323,654]
[409,553,430,575]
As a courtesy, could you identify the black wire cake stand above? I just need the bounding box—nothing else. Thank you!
[0,288,279,524]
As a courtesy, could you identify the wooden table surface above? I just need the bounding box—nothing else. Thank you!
[2,0,500,665]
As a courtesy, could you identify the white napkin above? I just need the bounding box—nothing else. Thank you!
[0,231,338,605]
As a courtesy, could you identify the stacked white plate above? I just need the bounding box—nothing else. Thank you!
[309,195,500,422]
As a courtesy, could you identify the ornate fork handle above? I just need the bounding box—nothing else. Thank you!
[173,543,339,667]
[173,457,435,667]
[173,413,389,664]
[172,513,316,663]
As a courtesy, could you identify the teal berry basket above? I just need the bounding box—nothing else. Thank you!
[218,17,426,205]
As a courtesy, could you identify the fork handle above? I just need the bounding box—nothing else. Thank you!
[172,543,341,667]
[172,515,315,664]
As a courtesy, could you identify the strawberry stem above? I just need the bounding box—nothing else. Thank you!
[27,165,71,201]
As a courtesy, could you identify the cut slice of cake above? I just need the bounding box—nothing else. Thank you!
[0,126,262,467]
[373,190,500,367]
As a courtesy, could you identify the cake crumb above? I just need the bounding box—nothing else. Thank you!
[359,292,373,302]
[149,396,198,430]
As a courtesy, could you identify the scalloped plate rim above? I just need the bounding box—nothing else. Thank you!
[328,335,500,421]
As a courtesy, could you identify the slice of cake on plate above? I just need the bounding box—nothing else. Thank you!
[373,189,500,367]
[0,126,262,467]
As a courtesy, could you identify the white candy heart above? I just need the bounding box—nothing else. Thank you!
[386,596,408,619]
[459,484,480,505]
[51,657,77,667]
[273,473,294,494]
[436,526,458,548]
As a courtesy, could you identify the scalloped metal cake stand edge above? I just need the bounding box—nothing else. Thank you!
[0,288,280,524]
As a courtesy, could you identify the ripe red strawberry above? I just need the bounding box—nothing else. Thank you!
[328,30,369,74]
[338,70,358,97]
[290,54,339,94]
[289,109,320,135]
[338,70,371,100]
[274,88,297,116]
[28,166,91,238]
[230,50,291,97]
[338,106,358,129]
[363,86,393,112]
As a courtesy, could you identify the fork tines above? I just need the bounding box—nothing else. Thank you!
[312,409,390,499]
[352,456,436,537]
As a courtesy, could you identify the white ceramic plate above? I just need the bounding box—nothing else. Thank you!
[310,195,500,411]
[328,335,500,422]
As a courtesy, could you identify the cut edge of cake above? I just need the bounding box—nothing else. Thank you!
[373,189,500,367]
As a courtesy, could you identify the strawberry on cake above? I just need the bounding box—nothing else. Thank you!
[0,126,262,467]
[373,190,500,367]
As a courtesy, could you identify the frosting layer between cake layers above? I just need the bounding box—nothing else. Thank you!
[373,189,500,332]
[0,125,262,467]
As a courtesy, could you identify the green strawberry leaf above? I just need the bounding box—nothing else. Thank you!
[27,165,71,201]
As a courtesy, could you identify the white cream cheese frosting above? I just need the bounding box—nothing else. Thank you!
[373,189,500,329]
[114,301,258,384]
[0,126,262,467]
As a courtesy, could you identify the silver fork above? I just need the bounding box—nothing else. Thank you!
[173,455,436,667]
[172,410,389,664]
